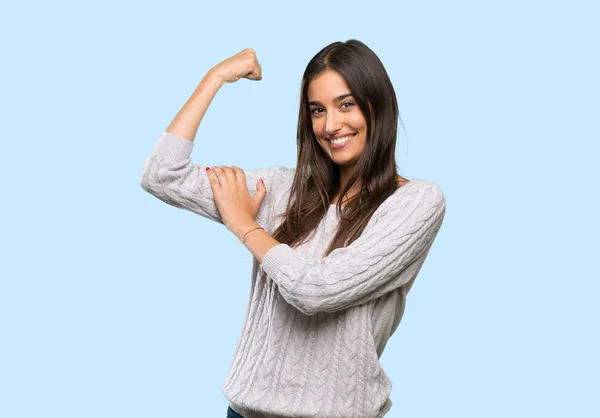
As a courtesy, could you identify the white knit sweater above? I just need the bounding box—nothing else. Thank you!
[139,131,447,418]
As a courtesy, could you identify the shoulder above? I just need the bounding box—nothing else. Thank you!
[377,178,446,219]
[356,178,447,245]
[407,178,445,203]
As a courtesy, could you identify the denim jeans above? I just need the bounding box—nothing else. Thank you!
[226,405,245,418]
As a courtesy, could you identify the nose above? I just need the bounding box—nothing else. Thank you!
[325,110,343,135]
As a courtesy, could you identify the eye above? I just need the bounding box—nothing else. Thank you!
[310,102,354,116]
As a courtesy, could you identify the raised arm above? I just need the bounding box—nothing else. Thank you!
[259,181,447,315]
[140,49,294,224]
[163,48,263,143]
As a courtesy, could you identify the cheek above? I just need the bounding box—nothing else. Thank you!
[350,113,367,130]
[312,120,325,137]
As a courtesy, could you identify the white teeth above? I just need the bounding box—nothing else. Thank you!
[330,134,355,144]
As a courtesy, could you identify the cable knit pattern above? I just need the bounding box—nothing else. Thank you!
[139,131,447,418]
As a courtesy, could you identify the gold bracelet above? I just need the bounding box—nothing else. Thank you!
[239,226,264,244]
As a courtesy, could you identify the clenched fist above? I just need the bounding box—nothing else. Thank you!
[207,48,262,84]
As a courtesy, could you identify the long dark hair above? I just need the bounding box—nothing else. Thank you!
[271,39,406,257]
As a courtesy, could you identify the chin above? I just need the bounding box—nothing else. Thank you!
[334,158,357,166]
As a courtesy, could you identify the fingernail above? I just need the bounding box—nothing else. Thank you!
[206,167,210,171]
[261,178,264,185]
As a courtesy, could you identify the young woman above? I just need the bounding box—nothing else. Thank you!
[140,40,446,418]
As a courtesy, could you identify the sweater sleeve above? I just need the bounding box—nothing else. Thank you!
[259,182,446,315]
[139,131,294,224]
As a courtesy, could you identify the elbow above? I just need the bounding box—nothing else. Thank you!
[281,293,320,316]
[139,159,164,196]
[139,171,155,195]
[139,157,154,193]
[139,180,154,197]
[139,153,173,196]
[295,301,344,316]
[139,174,149,192]
[286,294,336,316]
[296,304,319,317]
[275,278,339,316]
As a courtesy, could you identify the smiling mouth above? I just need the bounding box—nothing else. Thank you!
[327,133,356,149]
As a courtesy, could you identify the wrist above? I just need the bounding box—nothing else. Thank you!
[231,220,260,241]
[203,69,226,87]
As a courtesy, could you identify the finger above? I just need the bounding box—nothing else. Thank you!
[245,57,261,80]
[206,166,220,188]
[219,166,236,184]
[255,61,262,80]
[231,166,246,185]
[211,166,228,186]
[248,64,261,81]
[245,69,259,80]
[254,178,267,205]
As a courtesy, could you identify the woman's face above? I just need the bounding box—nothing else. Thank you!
[307,69,367,167]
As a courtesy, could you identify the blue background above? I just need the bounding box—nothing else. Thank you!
[1,1,598,417]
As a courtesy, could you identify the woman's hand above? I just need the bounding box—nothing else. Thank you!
[207,48,262,84]
[206,166,267,236]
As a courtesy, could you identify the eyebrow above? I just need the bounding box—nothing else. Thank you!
[308,93,353,106]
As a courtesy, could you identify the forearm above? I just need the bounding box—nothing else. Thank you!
[232,221,281,264]
[165,71,225,142]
